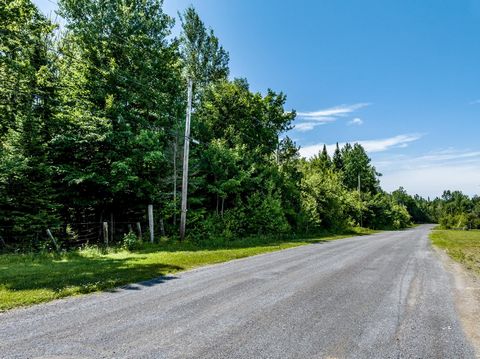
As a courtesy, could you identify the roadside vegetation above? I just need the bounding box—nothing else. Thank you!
[0,0,436,313]
[4,0,479,311]
[430,229,480,276]
[429,191,480,230]
[0,0,417,254]
[0,228,375,311]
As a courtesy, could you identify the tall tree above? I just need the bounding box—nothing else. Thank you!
[332,142,343,171]
[179,6,229,93]
[0,0,59,247]
[189,78,295,237]
[341,143,380,194]
[178,5,230,238]
[276,136,303,228]
[53,0,183,228]
[195,79,293,158]
[311,144,331,170]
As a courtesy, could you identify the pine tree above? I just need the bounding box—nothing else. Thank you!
[332,142,343,171]
[341,143,380,194]
[53,0,183,228]
[0,0,59,248]
[320,144,331,168]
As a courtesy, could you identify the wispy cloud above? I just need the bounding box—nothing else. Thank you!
[292,103,370,132]
[378,149,480,198]
[375,148,480,170]
[348,118,363,126]
[354,134,422,153]
[294,122,328,132]
[299,133,422,158]
[296,103,370,122]
[469,99,480,105]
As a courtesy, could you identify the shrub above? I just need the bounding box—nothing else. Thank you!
[122,231,139,250]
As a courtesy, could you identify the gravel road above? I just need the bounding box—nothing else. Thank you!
[0,224,476,358]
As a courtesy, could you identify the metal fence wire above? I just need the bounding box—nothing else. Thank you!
[0,205,165,250]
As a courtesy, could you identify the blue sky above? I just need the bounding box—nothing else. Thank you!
[33,0,480,198]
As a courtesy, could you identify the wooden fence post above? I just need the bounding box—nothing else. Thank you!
[46,229,60,252]
[110,213,114,244]
[148,204,154,243]
[159,218,165,237]
[136,222,142,241]
[103,222,109,246]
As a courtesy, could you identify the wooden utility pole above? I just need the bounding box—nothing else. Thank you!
[173,138,177,226]
[358,174,363,228]
[180,78,193,240]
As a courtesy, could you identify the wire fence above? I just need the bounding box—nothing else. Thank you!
[0,206,168,251]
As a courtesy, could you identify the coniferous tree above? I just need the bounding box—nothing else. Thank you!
[332,142,343,171]
[0,0,59,247]
[0,0,421,247]
[53,0,183,228]
[341,143,380,194]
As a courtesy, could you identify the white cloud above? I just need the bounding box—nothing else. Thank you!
[348,118,363,126]
[296,103,370,121]
[296,116,337,124]
[354,134,422,153]
[292,103,370,132]
[381,164,480,199]
[469,99,480,105]
[376,149,480,170]
[299,133,422,158]
[378,149,480,198]
[294,122,328,132]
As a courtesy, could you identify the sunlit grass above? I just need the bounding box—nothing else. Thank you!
[430,229,480,275]
[0,228,376,311]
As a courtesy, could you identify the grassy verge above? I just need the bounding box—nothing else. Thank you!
[430,229,480,276]
[0,228,377,311]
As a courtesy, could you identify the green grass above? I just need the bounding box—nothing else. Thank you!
[430,229,480,275]
[0,228,377,311]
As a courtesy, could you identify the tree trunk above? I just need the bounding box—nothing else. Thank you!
[159,218,165,237]
[221,197,225,218]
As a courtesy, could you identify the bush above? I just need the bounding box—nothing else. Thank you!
[245,191,291,235]
[122,231,139,250]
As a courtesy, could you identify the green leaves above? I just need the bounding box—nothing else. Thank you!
[0,1,424,249]
[179,6,229,87]
[0,0,60,248]
[341,143,380,194]
[54,0,182,211]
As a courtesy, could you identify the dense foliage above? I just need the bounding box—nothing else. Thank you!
[429,191,480,229]
[388,187,480,230]
[0,0,422,250]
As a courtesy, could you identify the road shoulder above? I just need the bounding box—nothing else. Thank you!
[435,247,480,358]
